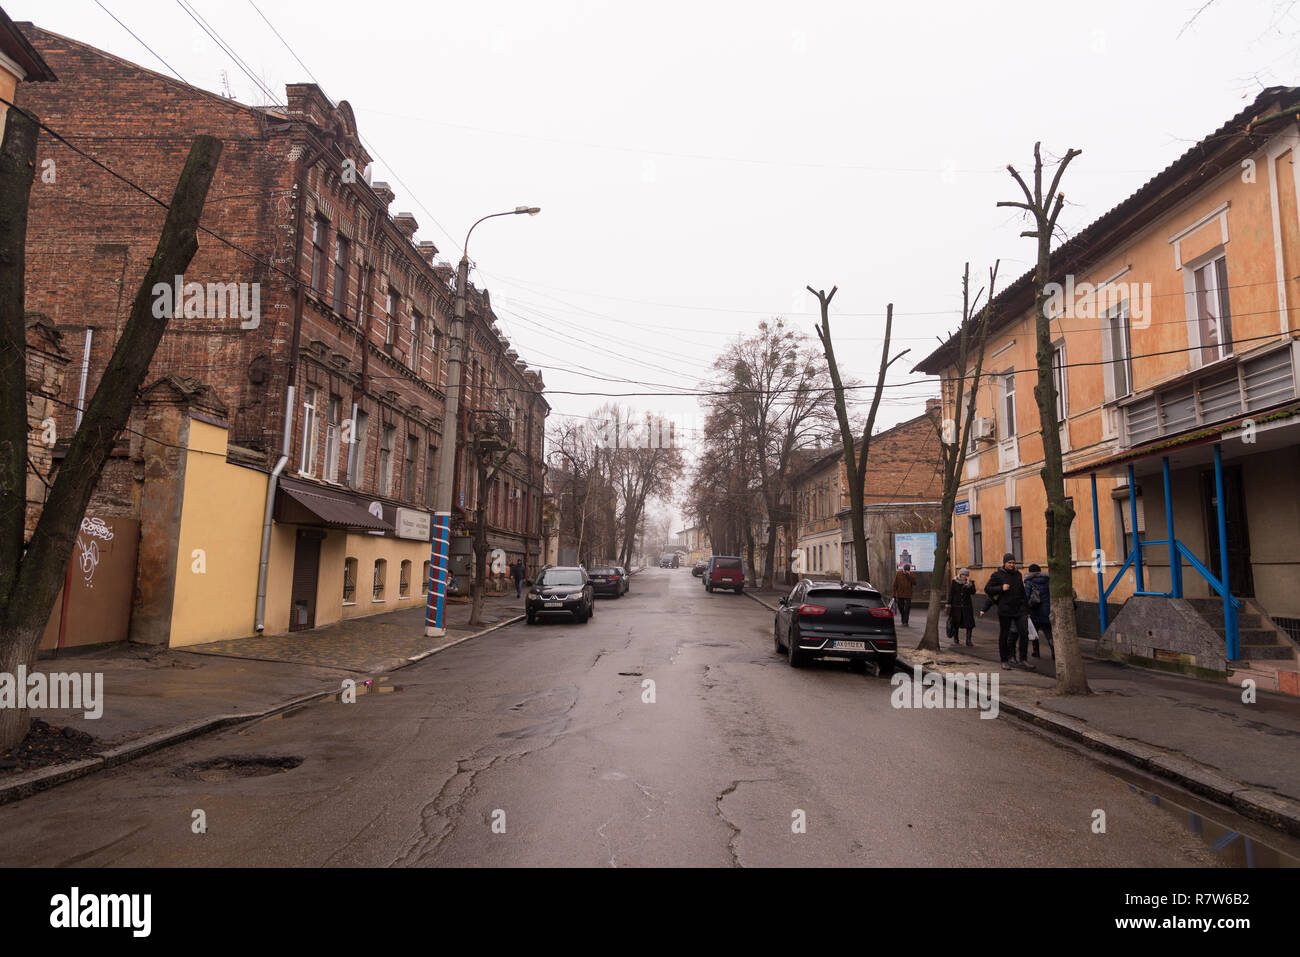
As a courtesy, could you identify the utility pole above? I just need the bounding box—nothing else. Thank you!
[425,206,539,637]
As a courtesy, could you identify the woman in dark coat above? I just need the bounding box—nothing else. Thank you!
[947,568,977,647]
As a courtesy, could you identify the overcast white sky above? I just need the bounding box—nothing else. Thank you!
[14,0,1300,527]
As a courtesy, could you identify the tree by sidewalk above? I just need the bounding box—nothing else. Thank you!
[997,142,1090,695]
[0,107,222,749]
[916,262,998,652]
[468,414,517,627]
[810,286,910,585]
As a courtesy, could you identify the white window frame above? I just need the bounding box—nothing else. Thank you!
[379,425,396,497]
[324,395,341,483]
[346,409,369,488]
[1185,250,1233,369]
[1102,299,1133,402]
[299,386,318,475]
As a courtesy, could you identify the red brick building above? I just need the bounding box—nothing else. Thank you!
[17,22,547,642]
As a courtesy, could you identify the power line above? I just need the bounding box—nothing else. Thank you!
[93,0,188,84]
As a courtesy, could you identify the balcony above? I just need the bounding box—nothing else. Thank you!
[1120,340,1298,448]
[468,409,512,452]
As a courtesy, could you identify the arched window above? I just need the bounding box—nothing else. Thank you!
[373,559,387,601]
[343,557,357,604]
[400,560,412,598]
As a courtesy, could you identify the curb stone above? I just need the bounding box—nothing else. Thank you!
[0,616,525,807]
[746,587,1300,838]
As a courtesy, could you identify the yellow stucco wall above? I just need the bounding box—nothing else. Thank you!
[333,532,432,622]
[169,420,270,647]
[0,70,16,138]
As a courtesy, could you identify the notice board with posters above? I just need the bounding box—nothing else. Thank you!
[893,532,936,572]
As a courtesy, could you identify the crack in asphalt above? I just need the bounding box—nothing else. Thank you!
[391,688,580,866]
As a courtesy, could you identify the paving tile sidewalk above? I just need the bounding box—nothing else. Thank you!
[746,590,1300,834]
[2,596,524,801]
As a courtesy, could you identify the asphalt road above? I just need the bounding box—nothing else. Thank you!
[0,568,1220,867]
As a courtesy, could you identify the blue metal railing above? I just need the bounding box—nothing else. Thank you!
[1094,450,1242,661]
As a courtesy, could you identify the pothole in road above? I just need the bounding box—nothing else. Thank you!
[174,755,304,782]
[617,671,643,676]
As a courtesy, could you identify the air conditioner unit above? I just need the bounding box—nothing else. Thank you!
[973,417,996,441]
[510,488,522,500]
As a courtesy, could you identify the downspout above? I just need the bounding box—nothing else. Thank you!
[254,131,332,631]
[255,385,293,631]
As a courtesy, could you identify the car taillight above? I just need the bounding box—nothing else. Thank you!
[869,607,893,618]
[797,604,827,616]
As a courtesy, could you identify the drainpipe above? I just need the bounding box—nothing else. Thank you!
[255,385,294,632]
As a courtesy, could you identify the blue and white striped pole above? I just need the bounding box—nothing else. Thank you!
[425,511,451,636]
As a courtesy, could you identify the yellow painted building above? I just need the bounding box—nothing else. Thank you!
[917,87,1300,680]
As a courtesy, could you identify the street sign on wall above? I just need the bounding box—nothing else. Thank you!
[395,508,432,541]
[954,499,970,515]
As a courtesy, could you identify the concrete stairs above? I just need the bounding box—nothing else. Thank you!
[1185,597,1300,695]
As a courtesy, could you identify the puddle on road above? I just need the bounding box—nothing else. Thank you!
[330,677,403,703]
[174,755,303,782]
[1119,777,1299,867]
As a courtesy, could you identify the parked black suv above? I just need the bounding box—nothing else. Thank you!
[526,566,596,624]
[773,580,896,674]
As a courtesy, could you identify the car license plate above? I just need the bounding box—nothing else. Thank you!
[832,640,866,651]
[544,601,562,608]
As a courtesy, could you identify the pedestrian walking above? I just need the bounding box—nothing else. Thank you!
[946,568,977,648]
[891,563,916,626]
[1026,563,1053,658]
[979,553,1031,669]
[511,559,526,599]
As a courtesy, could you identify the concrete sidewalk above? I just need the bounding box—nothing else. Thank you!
[1,595,525,804]
[746,590,1300,836]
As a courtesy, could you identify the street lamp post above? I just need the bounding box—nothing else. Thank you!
[426,206,540,637]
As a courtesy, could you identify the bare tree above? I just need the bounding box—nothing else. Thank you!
[0,108,222,749]
[916,262,998,651]
[468,418,517,627]
[997,142,1091,695]
[810,287,910,585]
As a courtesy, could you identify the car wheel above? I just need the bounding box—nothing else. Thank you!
[736,585,744,595]
[850,657,868,673]
[875,655,897,677]
[526,609,536,625]
[706,582,713,593]
[773,620,785,653]
[787,628,806,668]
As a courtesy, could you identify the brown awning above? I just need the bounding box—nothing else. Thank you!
[277,480,391,532]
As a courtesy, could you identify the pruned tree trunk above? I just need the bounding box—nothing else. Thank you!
[999,141,1090,695]
[918,262,998,651]
[811,287,909,587]
[0,109,221,749]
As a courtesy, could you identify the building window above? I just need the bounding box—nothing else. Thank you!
[1052,341,1067,423]
[409,308,422,372]
[429,329,440,385]
[321,395,342,482]
[969,515,983,566]
[404,435,418,500]
[1001,373,1016,440]
[310,217,328,295]
[399,560,411,598]
[1107,304,1132,399]
[1193,254,1232,365]
[379,425,396,496]
[357,268,370,325]
[422,560,431,595]
[347,409,369,488]
[373,559,386,601]
[343,557,357,604]
[1006,507,1023,563]
[299,386,318,475]
[332,235,349,313]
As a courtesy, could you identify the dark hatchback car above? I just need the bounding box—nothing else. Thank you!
[614,567,630,595]
[588,565,627,598]
[691,560,707,577]
[773,579,896,674]
[526,566,595,625]
[705,556,744,593]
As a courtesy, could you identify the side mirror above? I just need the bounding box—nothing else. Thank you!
[778,597,788,607]
[524,579,533,586]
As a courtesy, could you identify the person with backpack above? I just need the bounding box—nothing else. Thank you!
[511,559,527,599]
[979,553,1031,669]
[1025,563,1053,658]
[946,568,977,648]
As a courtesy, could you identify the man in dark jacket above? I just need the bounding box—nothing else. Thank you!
[980,553,1030,668]
[1025,563,1052,658]
[511,559,527,598]
[891,564,917,626]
